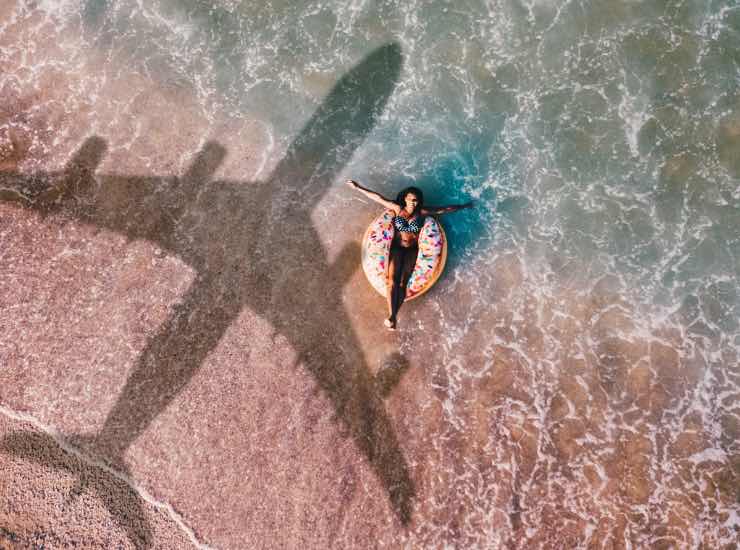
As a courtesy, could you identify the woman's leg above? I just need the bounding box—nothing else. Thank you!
[386,245,417,328]
[386,246,402,328]
[400,245,418,287]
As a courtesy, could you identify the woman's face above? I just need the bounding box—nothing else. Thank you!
[404,193,419,212]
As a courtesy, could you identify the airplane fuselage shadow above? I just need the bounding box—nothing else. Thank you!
[0,42,414,548]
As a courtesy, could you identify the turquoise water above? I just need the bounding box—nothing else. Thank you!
[64,0,739,298]
[2,0,739,547]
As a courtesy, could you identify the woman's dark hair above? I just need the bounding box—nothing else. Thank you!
[395,186,424,213]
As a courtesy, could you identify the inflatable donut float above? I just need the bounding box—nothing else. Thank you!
[361,209,447,300]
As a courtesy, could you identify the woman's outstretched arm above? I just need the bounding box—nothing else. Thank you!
[345,179,399,211]
[421,202,474,215]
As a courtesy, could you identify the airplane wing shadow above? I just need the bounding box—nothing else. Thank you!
[0,42,414,546]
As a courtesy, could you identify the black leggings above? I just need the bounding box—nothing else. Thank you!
[387,242,418,321]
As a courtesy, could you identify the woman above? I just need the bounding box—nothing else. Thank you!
[346,179,473,330]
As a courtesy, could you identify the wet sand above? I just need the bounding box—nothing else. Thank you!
[3,198,737,548]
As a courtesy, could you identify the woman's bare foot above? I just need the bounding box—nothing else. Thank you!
[384,317,397,330]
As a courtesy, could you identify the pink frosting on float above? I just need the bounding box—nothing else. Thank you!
[361,209,447,300]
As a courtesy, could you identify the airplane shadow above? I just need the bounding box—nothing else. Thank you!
[0,42,413,548]
[1,430,151,549]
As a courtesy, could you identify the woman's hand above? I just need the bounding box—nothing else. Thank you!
[345,179,358,189]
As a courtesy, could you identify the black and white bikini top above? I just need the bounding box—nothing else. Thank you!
[393,214,423,234]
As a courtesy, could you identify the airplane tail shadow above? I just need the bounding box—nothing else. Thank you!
[0,430,153,549]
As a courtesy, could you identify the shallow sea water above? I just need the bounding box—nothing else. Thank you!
[1,0,739,548]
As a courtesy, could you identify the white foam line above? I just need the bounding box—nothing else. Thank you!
[0,403,216,550]
[253,119,275,181]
